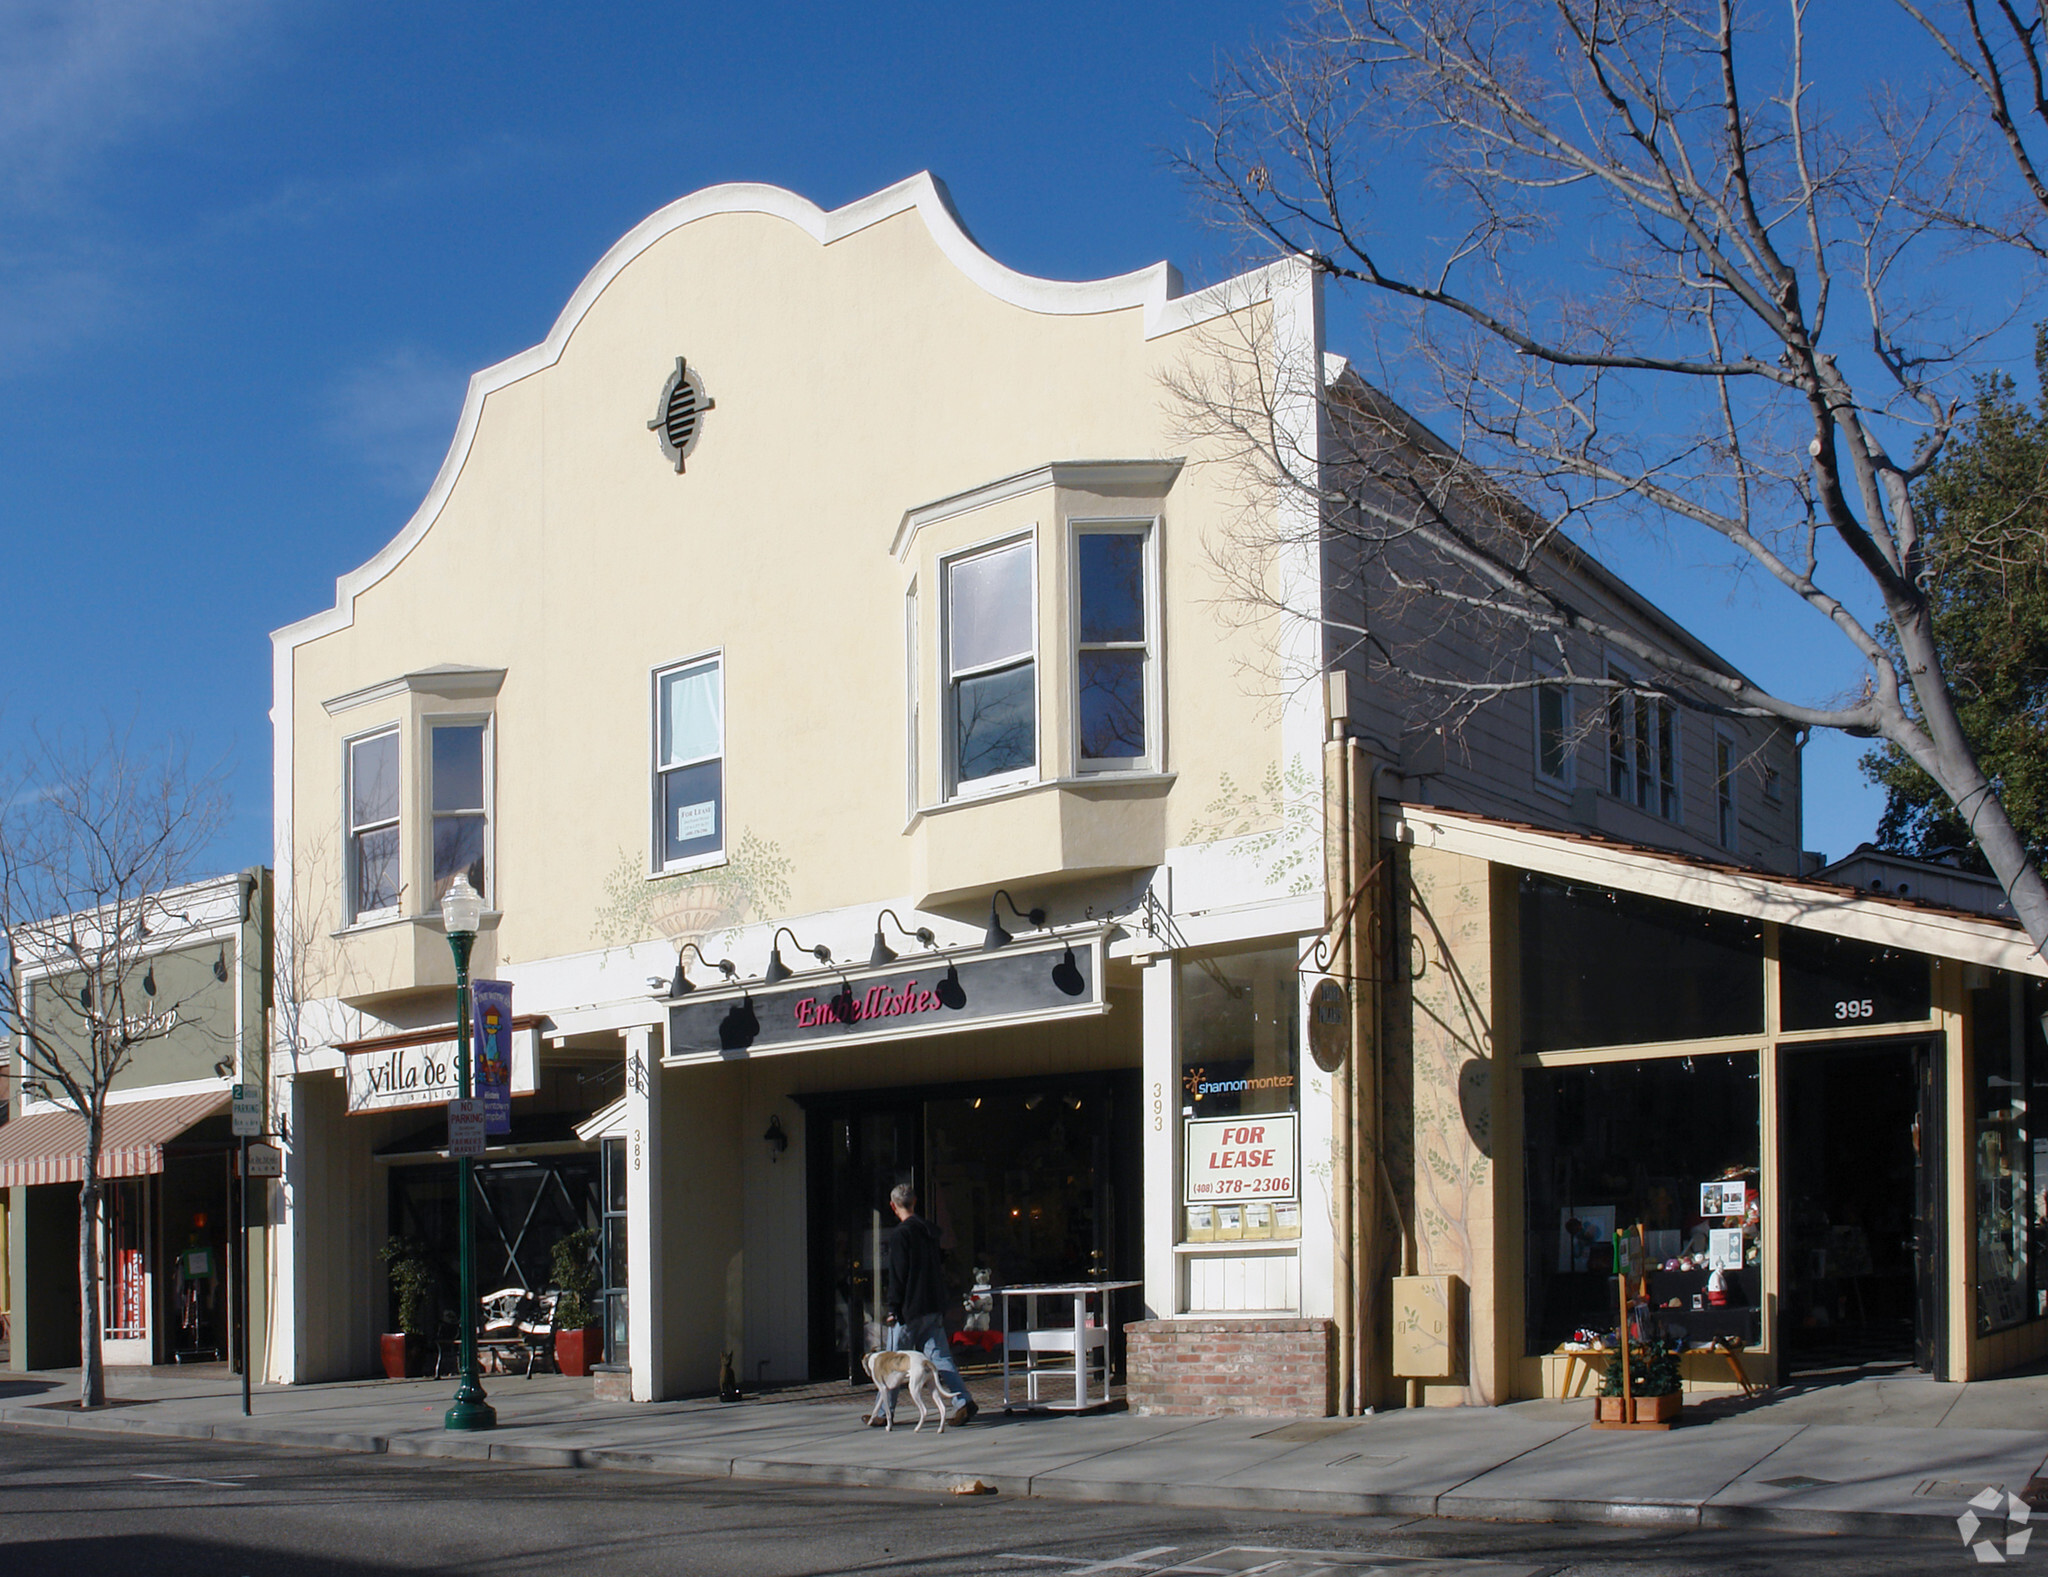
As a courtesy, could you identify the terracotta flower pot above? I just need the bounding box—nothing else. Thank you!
[556,1324,603,1377]
[381,1333,425,1379]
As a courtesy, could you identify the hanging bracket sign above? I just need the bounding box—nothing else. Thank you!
[341,1018,543,1114]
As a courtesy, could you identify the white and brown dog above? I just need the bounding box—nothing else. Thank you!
[862,1347,949,1433]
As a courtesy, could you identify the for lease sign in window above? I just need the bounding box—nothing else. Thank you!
[1183,1113,1298,1204]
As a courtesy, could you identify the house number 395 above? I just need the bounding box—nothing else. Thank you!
[1833,999,1875,1020]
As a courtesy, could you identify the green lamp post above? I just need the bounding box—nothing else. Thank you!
[441,872,497,1432]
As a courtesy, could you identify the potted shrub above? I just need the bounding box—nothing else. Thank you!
[1596,1340,1682,1425]
[549,1228,603,1377]
[377,1236,433,1379]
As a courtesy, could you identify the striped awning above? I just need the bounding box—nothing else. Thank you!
[0,1090,228,1188]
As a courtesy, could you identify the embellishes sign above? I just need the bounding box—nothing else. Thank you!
[663,932,1107,1063]
[343,1019,541,1114]
[1183,1113,1298,1205]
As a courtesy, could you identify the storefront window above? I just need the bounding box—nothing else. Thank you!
[1779,929,1931,1031]
[1520,875,1764,1053]
[1974,976,2047,1333]
[1180,945,1301,1243]
[1523,1053,1762,1355]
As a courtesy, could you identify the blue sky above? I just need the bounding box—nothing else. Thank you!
[0,1,1938,874]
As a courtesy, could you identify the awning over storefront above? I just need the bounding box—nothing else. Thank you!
[0,1089,228,1188]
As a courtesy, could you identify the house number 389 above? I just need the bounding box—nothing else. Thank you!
[1833,999,1876,1020]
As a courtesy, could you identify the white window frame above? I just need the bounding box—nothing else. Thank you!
[1532,677,1573,792]
[941,530,1040,800]
[425,714,494,908]
[344,725,402,924]
[1070,517,1160,774]
[650,650,726,876]
[1604,669,1682,823]
[1714,730,1739,852]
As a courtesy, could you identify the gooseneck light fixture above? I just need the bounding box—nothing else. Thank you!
[983,889,1047,951]
[440,873,496,1433]
[671,941,738,996]
[763,927,831,985]
[868,909,937,969]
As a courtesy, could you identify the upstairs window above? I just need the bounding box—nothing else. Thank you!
[1715,734,1738,851]
[1534,682,1571,788]
[1606,677,1681,822]
[430,723,489,905]
[655,656,724,869]
[1075,526,1153,769]
[946,539,1036,791]
[348,730,401,920]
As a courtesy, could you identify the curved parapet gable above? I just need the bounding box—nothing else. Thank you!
[272,172,1299,655]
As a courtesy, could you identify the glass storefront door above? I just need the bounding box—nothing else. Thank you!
[804,1072,1140,1383]
[1779,1037,1944,1376]
[807,1104,921,1382]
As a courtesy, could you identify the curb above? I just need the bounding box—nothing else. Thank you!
[0,1405,1975,1540]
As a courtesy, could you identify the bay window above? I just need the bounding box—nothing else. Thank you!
[430,722,489,905]
[347,729,401,920]
[1075,525,1153,769]
[946,538,1036,790]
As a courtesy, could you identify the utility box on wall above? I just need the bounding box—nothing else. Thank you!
[1391,1274,1460,1380]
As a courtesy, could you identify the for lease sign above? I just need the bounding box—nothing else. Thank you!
[1183,1113,1298,1205]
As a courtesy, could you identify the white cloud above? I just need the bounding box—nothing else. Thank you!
[322,346,471,498]
[0,0,277,203]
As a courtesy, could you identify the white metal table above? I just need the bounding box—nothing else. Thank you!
[997,1280,1141,1412]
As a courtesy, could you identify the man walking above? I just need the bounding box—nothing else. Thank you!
[874,1182,977,1425]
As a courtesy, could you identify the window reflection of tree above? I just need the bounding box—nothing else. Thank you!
[955,668,1034,782]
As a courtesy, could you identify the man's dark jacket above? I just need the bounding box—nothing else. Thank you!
[884,1212,947,1322]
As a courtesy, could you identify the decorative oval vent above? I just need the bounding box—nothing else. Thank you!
[648,357,714,473]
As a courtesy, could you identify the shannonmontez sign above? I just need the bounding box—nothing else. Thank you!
[662,930,1107,1064]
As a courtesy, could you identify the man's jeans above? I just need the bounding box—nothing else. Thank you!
[883,1313,970,1413]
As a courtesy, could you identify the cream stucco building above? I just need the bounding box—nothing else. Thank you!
[265,175,2048,1411]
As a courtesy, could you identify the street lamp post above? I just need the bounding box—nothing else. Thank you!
[441,873,496,1432]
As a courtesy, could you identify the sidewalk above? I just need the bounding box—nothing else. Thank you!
[1,1362,2044,1541]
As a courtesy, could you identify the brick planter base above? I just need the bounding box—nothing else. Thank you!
[1124,1318,1336,1417]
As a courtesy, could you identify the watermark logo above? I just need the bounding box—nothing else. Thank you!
[1959,1486,2032,1563]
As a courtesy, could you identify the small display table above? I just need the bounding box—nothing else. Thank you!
[997,1281,1140,1412]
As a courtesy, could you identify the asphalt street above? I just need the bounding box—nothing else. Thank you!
[0,1425,1981,1576]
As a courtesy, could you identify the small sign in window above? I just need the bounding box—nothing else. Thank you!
[674,801,716,842]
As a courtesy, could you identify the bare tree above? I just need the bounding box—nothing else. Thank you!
[1177,0,2048,956]
[0,726,229,1406]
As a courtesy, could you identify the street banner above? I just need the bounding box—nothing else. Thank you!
[472,979,514,1135]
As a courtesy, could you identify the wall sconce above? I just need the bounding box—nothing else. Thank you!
[213,946,229,983]
[670,941,738,996]
[984,889,1046,951]
[142,965,157,998]
[763,1114,788,1161]
[869,908,936,969]
[213,1056,234,1079]
[764,927,831,984]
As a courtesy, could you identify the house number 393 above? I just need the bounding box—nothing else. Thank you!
[1833,999,1876,1020]
[1152,1081,1164,1132]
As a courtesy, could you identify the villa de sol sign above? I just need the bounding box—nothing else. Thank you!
[341,1013,542,1115]
[663,932,1107,1063]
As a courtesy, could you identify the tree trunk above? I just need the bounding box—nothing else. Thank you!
[1894,609,2048,958]
[78,1159,104,1409]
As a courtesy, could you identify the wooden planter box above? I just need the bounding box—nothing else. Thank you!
[1594,1391,1681,1428]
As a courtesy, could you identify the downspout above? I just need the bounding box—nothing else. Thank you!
[1323,686,1355,1416]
